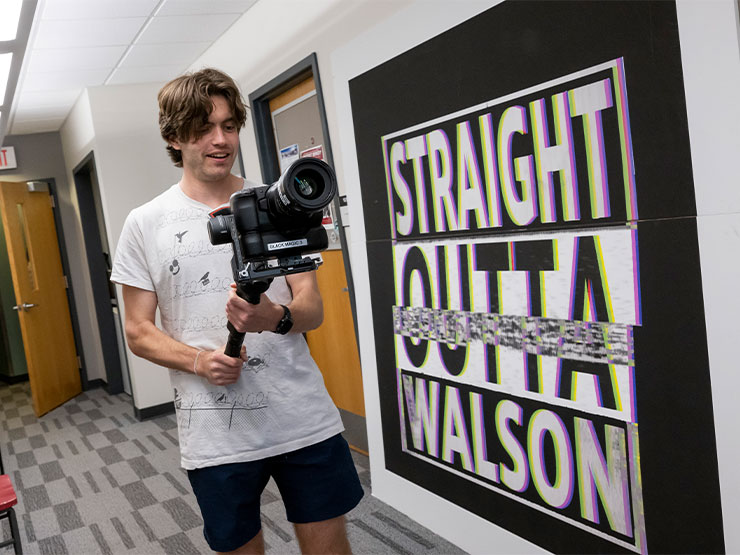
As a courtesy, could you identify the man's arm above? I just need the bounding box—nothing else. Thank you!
[122,284,246,385]
[225,270,323,334]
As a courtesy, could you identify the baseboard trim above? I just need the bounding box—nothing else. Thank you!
[0,373,29,385]
[134,401,175,421]
[85,378,106,390]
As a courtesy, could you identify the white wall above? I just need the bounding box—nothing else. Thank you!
[86,82,182,409]
[677,0,740,550]
[60,83,181,408]
[59,89,106,383]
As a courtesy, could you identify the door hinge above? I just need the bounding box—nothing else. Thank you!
[63,275,69,288]
[49,195,55,208]
[77,356,82,369]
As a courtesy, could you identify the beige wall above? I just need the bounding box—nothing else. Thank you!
[59,90,106,383]
[678,1,740,551]
[60,83,181,407]
[86,83,182,408]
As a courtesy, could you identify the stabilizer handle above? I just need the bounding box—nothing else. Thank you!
[225,321,247,358]
[223,278,270,357]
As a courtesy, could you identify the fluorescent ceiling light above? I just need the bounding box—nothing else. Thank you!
[0,0,23,41]
[0,53,12,103]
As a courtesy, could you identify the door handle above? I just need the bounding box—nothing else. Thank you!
[12,303,36,312]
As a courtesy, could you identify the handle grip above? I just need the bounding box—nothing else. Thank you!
[225,321,246,358]
[242,289,261,304]
[223,290,261,357]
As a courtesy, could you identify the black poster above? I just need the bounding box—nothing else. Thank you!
[349,2,724,554]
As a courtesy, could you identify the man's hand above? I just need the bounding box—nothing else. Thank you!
[225,284,282,333]
[197,345,247,385]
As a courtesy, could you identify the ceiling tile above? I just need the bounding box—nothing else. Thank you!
[27,45,126,73]
[157,0,257,16]
[106,65,184,85]
[41,0,159,20]
[8,0,263,133]
[33,17,147,49]
[120,42,210,68]
[23,68,110,92]
[136,13,241,44]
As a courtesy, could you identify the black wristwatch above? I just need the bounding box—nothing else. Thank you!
[274,304,293,335]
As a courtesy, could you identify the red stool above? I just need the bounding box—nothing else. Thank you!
[0,474,21,554]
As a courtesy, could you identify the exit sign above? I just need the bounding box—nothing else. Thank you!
[0,146,17,170]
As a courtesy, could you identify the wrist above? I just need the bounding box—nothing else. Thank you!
[273,304,294,334]
[193,349,205,375]
[271,303,283,331]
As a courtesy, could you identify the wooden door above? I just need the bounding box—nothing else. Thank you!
[305,251,365,416]
[0,182,81,416]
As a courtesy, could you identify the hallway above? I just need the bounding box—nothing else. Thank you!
[0,382,463,554]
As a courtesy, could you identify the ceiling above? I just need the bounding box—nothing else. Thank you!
[6,0,259,138]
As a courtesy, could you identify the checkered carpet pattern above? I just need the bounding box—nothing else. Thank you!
[0,382,463,554]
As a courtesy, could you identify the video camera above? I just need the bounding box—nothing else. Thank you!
[207,157,337,356]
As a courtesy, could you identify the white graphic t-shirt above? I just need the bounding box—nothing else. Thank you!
[111,182,344,469]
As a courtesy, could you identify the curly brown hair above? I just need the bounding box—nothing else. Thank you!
[158,68,247,167]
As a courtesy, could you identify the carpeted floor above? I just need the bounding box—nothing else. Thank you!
[0,382,464,554]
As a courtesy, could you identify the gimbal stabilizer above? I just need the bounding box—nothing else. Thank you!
[207,158,337,356]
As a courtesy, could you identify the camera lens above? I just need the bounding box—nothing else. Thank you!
[266,158,337,219]
[294,170,323,200]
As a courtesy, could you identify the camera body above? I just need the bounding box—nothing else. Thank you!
[208,158,337,303]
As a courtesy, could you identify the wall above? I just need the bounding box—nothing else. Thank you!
[0,131,80,379]
[59,90,106,384]
[87,82,181,409]
[60,84,181,409]
[678,0,740,551]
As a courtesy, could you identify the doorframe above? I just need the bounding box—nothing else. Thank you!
[248,53,360,346]
[72,152,126,394]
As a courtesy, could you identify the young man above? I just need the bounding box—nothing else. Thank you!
[111,68,363,555]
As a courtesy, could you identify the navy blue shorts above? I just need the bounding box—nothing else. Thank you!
[187,434,364,552]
